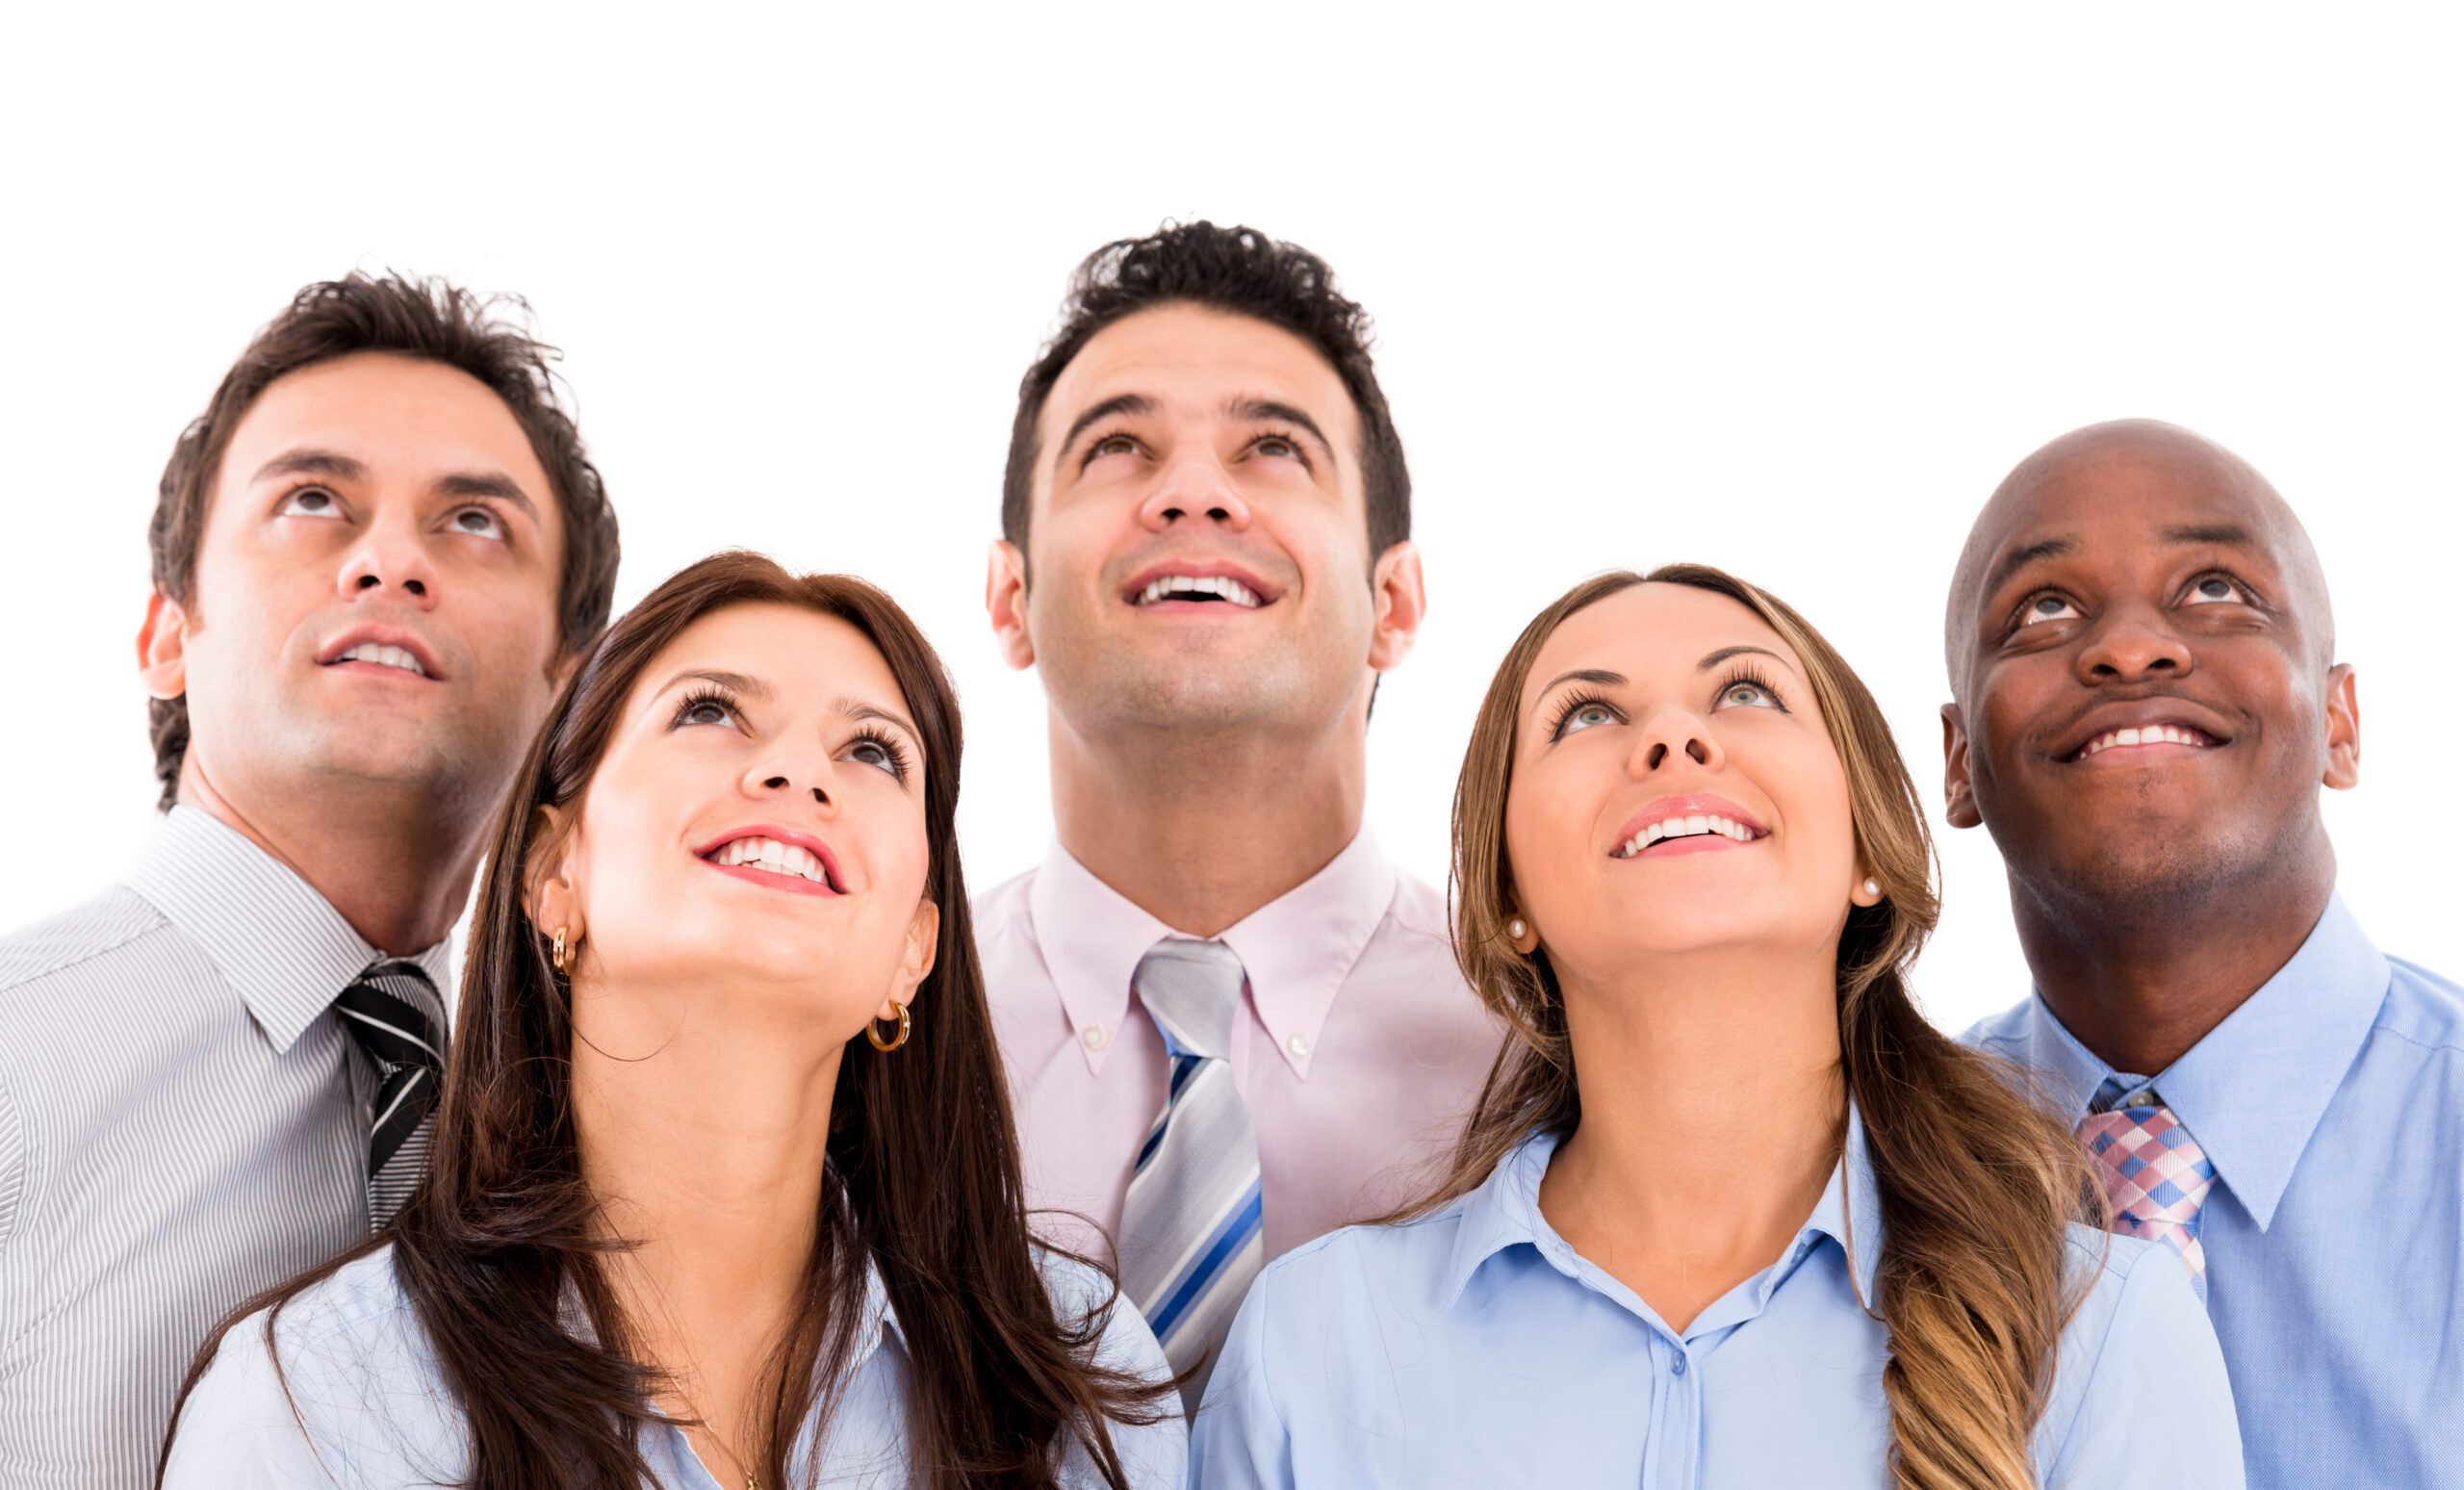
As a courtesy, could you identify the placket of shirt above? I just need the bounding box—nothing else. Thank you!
[1637,1323,1703,1490]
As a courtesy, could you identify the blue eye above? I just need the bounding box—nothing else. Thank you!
[2019,595,2080,627]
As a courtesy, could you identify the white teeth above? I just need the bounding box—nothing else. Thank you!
[708,836,829,885]
[338,642,426,677]
[2080,725,2212,758]
[1136,575,1263,608]
[1614,814,1758,858]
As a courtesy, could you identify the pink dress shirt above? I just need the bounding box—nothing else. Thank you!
[977,829,1503,1266]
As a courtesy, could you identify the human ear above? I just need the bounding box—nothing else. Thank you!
[2322,663,2360,790]
[1367,542,1427,673]
[524,804,584,953]
[881,899,941,1020]
[138,591,190,701]
[986,540,1036,671]
[1502,902,1541,955]
[1940,704,1982,830]
[1850,868,1886,908]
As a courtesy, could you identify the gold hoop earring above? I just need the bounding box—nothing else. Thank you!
[867,1002,911,1052]
[551,926,574,975]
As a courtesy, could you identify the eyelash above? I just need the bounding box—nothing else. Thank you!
[1716,665,1789,712]
[668,688,911,783]
[1547,689,1615,741]
[1078,428,1311,468]
[1545,667,1788,740]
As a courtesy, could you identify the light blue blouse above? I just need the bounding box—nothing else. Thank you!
[163,1245,1187,1488]
[1191,1115,2244,1489]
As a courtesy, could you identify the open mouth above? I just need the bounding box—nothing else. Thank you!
[696,832,843,895]
[1612,812,1765,859]
[327,642,429,678]
[2066,723,2222,762]
[1123,566,1274,609]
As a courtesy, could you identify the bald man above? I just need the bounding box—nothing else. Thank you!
[1942,420,2462,1490]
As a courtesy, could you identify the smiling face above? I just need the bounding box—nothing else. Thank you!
[992,302,1410,736]
[533,603,937,1037]
[148,351,568,818]
[1506,582,1871,985]
[1943,422,2356,911]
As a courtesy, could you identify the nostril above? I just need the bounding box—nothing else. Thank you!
[354,574,380,590]
[1646,742,1668,770]
[1687,739,1709,765]
[810,787,825,804]
[763,776,788,789]
[403,578,426,597]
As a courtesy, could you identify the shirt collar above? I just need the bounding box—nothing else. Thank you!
[1439,1104,1886,1315]
[1027,828,1398,1078]
[124,806,456,1054]
[2009,892,2389,1230]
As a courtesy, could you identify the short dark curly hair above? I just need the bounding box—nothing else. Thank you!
[145,272,621,809]
[1001,221,1410,562]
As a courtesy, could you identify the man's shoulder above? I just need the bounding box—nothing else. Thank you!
[2372,953,2464,1057]
[969,863,1038,935]
[0,884,175,997]
[1957,993,2038,1054]
[1383,864,1452,945]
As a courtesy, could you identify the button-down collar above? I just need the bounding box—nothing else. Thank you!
[2002,892,2388,1231]
[1026,829,1399,1080]
[1439,1105,1886,1323]
[124,806,457,1054]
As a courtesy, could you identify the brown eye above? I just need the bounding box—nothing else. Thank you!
[2019,595,2079,627]
[279,489,343,518]
[2184,577,2246,605]
[449,506,507,541]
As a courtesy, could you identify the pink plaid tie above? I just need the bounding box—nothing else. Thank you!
[2076,1081,2218,1291]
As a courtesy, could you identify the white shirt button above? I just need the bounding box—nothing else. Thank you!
[1286,1031,1312,1058]
[1081,1024,1110,1051]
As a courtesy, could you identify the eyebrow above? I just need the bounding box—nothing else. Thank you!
[654,668,774,701]
[839,698,921,740]
[2160,522,2256,548]
[1698,644,1787,671]
[1054,394,1156,469]
[1228,398,1335,458]
[1530,667,1626,706]
[1982,535,2079,601]
[249,447,539,522]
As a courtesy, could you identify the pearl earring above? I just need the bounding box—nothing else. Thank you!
[1861,879,1881,900]
[1507,917,1528,941]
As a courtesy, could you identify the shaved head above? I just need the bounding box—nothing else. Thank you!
[1945,420,2335,706]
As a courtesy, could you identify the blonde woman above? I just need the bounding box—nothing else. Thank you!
[1191,566,2242,1489]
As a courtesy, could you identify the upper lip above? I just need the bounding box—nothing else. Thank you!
[2053,698,2237,761]
[1118,557,1282,607]
[317,625,445,680]
[1609,792,1769,856]
[691,823,845,892]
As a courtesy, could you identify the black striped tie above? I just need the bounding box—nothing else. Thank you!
[333,960,448,1230]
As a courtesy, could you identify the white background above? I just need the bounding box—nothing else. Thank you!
[2,6,2456,1034]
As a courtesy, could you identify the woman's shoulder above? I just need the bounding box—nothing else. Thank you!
[2042,1225,2244,1484]
[163,1246,464,1486]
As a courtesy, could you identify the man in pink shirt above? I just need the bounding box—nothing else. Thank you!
[979,221,1500,1397]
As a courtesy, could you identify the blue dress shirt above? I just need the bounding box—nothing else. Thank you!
[162,1245,1187,1488]
[1967,892,2464,1490]
[1191,1112,2242,1489]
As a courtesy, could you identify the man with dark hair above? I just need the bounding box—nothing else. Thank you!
[0,273,618,1484]
[1944,419,2462,1490]
[977,222,1497,1404]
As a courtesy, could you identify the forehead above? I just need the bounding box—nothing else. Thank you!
[635,604,905,714]
[1526,583,1803,706]
[219,351,549,490]
[1038,303,1361,449]
[1976,441,2300,588]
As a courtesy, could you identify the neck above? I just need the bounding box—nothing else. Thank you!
[573,978,842,1461]
[1539,942,1844,1332]
[1046,702,1366,938]
[178,755,491,956]
[2013,830,2337,1077]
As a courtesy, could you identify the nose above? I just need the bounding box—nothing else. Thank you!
[1137,443,1253,534]
[337,509,441,609]
[745,746,839,813]
[1627,703,1723,777]
[2076,603,2193,684]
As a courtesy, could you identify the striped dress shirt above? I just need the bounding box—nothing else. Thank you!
[0,806,454,1487]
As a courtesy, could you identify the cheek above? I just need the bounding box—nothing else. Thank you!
[1502,771,1590,916]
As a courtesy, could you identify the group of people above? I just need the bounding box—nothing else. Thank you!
[0,220,2451,1490]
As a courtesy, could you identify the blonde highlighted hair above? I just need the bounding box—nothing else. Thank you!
[1419,564,2099,1490]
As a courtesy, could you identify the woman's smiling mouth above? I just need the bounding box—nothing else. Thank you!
[695,830,844,896]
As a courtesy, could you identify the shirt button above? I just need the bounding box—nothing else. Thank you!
[1670,1352,1687,1376]
[1286,1031,1312,1058]
[1081,1024,1109,1051]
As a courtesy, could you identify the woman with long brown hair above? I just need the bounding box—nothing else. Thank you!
[1192,565,2242,1488]
[160,552,1182,1488]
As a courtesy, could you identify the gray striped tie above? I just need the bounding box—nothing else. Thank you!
[333,960,449,1230]
[1116,939,1263,1412]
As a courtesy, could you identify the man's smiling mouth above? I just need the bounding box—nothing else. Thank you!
[2067,724,2222,761]
[1132,574,1265,608]
[329,642,429,677]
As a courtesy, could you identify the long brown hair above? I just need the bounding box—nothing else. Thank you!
[163,552,1169,1488]
[1423,565,2099,1490]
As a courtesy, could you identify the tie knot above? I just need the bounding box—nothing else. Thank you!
[334,959,449,1074]
[1134,939,1246,1061]
[2090,1073,2166,1115]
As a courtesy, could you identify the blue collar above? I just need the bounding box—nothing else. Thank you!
[1441,1103,1886,1319]
[2008,892,2389,1230]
